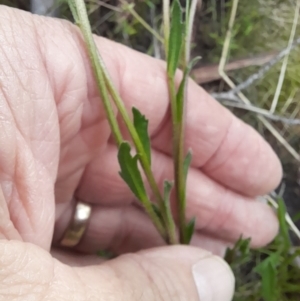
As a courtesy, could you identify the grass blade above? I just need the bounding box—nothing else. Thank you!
[255,253,280,301]
[277,198,291,250]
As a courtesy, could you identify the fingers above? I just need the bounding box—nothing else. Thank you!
[54,200,229,255]
[78,144,279,247]
[51,247,106,267]
[91,36,282,196]
[0,240,234,301]
[0,7,58,249]
[25,8,280,198]
[54,203,165,254]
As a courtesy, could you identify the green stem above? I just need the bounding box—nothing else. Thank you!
[163,0,170,57]
[69,0,168,242]
[122,1,164,44]
[104,76,178,244]
[168,77,186,244]
[70,0,122,144]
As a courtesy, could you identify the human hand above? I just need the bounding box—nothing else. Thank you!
[0,6,282,300]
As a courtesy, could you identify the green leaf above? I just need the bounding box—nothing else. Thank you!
[167,0,184,76]
[225,236,251,266]
[163,180,173,203]
[255,253,280,301]
[260,262,277,301]
[68,0,80,24]
[185,217,196,244]
[162,180,178,244]
[176,56,201,122]
[277,198,291,249]
[151,203,163,222]
[132,107,151,164]
[183,150,192,184]
[118,142,147,201]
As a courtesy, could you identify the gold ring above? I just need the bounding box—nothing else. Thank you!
[60,200,92,247]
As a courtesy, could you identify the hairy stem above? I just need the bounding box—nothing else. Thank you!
[69,0,170,242]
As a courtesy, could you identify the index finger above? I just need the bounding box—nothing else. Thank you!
[95,37,282,196]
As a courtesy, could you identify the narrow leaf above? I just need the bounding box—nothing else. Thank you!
[277,198,291,249]
[261,263,277,301]
[68,0,80,24]
[118,142,147,201]
[132,107,151,164]
[151,203,163,222]
[167,0,184,76]
[255,255,279,301]
[176,56,201,122]
[185,218,196,244]
[183,150,192,183]
[163,180,178,244]
[163,180,173,203]
[225,236,251,266]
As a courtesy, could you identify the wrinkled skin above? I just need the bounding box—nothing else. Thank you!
[0,6,282,301]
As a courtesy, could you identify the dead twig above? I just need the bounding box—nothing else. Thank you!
[217,0,300,161]
[270,0,300,114]
[215,97,300,125]
[192,52,278,84]
[227,37,300,95]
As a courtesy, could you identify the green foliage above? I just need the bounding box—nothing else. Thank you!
[132,107,151,164]
[167,0,184,76]
[118,142,148,202]
[254,253,280,301]
[64,1,300,299]
[163,180,173,205]
[176,57,201,122]
[277,199,291,250]
[183,150,192,184]
[226,199,300,301]
[185,217,196,244]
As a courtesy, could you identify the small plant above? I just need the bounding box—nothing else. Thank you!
[226,199,300,301]
[62,1,300,299]
[67,0,200,245]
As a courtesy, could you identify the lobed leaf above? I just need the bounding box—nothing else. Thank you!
[132,107,151,164]
[118,142,147,201]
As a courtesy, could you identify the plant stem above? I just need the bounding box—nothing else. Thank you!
[168,74,187,244]
[165,0,196,244]
[104,76,178,244]
[70,0,122,144]
[122,1,164,44]
[185,0,199,63]
[163,0,170,57]
[69,0,170,242]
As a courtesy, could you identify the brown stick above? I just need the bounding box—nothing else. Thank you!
[191,52,277,84]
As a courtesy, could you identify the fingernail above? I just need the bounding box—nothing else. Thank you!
[192,256,235,301]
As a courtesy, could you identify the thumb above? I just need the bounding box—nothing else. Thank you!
[0,241,234,301]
